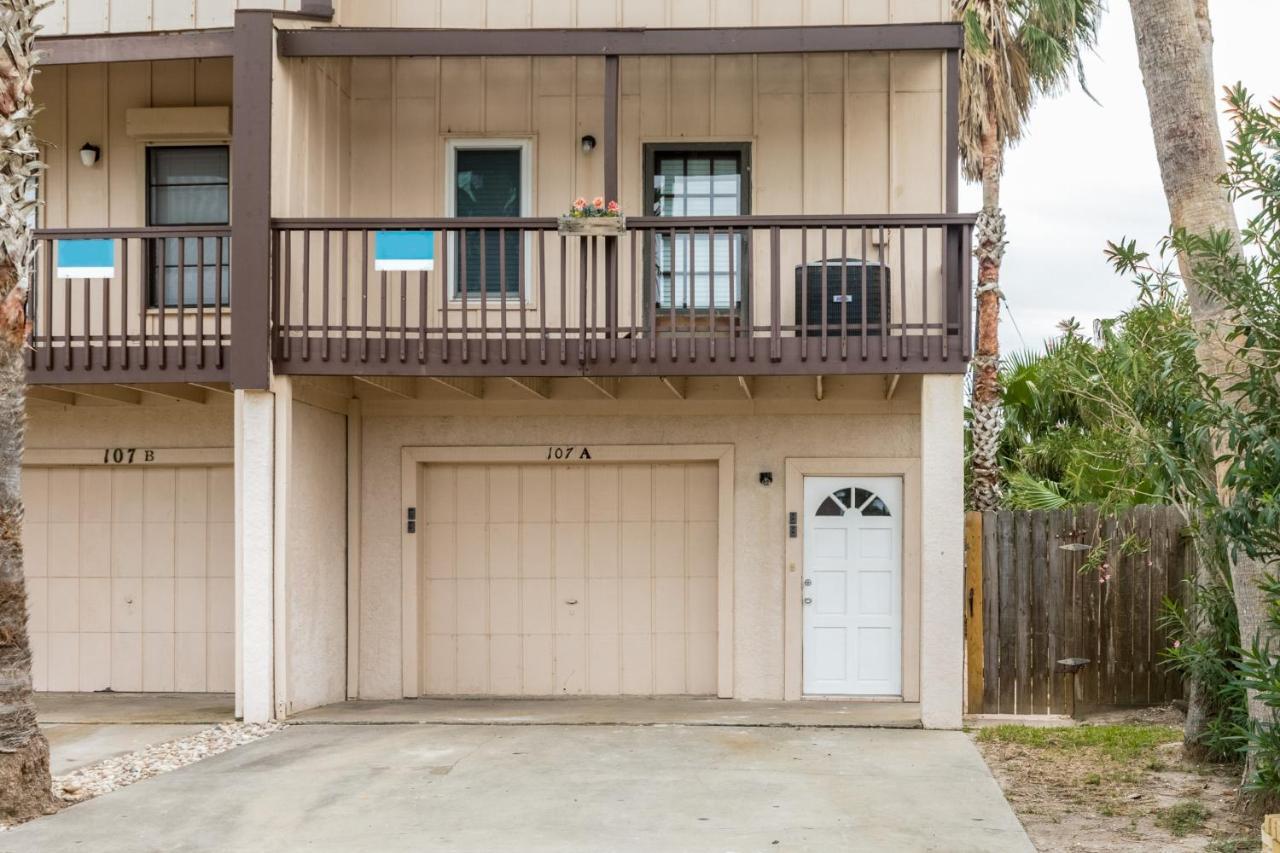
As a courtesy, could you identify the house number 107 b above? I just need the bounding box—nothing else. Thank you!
[103,448,155,464]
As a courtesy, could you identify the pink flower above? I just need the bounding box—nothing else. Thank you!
[606,200,620,213]
[1173,640,1182,649]
[592,196,605,210]
[573,197,587,210]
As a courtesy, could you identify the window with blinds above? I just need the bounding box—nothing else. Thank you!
[146,145,230,308]
[649,149,747,311]
[454,147,523,297]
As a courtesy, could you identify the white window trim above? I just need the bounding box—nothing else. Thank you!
[443,137,535,306]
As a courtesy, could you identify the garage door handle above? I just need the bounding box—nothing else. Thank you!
[564,599,578,605]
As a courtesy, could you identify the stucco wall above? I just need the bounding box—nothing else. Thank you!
[25,399,234,451]
[357,406,923,701]
[283,398,348,714]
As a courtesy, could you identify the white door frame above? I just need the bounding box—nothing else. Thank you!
[783,458,921,702]
[400,444,735,699]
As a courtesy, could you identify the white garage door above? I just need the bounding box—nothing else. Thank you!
[421,462,718,696]
[24,465,235,693]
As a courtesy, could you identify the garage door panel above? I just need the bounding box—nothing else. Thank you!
[554,468,586,521]
[520,467,552,522]
[175,632,207,692]
[27,578,48,633]
[23,521,47,577]
[79,634,110,692]
[80,523,112,577]
[143,634,175,691]
[586,466,619,521]
[48,524,78,577]
[79,578,111,632]
[421,461,718,697]
[587,634,620,694]
[110,523,142,577]
[110,633,142,690]
[24,465,234,693]
[487,467,520,522]
[586,524,619,578]
[176,523,208,577]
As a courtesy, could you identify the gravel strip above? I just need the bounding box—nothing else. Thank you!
[52,722,283,805]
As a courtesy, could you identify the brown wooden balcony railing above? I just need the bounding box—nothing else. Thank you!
[26,227,233,383]
[271,214,974,377]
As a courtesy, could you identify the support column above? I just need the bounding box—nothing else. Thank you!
[919,373,965,729]
[235,388,275,722]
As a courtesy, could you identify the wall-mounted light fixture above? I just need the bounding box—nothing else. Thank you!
[759,471,773,487]
[580,135,597,154]
[79,143,101,168]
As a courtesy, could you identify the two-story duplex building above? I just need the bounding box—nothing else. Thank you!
[22,0,971,728]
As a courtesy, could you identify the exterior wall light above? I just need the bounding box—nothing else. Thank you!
[80,143,101,167]
[759,471,773,486]
[580,135,596,154]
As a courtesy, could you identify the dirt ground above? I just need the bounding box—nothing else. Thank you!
[973,706,1258,852]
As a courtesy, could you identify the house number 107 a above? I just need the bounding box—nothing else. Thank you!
[546,446,592,461]
[103,448,154,464]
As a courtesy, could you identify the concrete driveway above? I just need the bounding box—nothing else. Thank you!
[1,724,1033,852]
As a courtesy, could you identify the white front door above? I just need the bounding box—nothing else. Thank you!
[802,476,902,696]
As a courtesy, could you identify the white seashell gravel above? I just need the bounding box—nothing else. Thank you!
[52,722,284,805]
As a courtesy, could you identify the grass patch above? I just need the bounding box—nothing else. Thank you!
[1206,837,1257,853]
[1154,801,1210,837]
[975,724,1181,762]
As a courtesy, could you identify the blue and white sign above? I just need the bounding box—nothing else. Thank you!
[374,231,435,272]
[56,239,115,279]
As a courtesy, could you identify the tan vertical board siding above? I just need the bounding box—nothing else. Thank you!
[332,47,944,338]
[36,1,947,35]
[328,0,948,28]
[41,0,295,35]
[421,462,718,696]
[24,465,235,693]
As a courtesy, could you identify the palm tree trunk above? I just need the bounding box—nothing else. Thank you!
[0,277,54,822]
[0,0,56,822]
[1128,0,1270,797]
[969,113,1006,511]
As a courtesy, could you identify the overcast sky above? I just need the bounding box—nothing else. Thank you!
[958,0,1280,356]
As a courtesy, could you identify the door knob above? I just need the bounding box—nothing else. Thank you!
[803,597,813,605]
[565,599,578,605]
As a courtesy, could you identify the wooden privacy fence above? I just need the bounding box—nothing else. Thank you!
[964,505,1194,716]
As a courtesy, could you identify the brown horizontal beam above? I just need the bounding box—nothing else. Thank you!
[279,22,962,58]
[36,29,234,65]
[34,226,232,239]
[274,336,969,378]
[271,213,977,230]
[27,346,230,384]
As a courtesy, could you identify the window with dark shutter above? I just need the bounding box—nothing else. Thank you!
[454,147,523,297]
[146,145,230,309]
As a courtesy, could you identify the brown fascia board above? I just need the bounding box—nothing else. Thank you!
[278,22,963,58]
[36,29,235,65]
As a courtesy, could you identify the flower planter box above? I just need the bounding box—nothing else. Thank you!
[557,215,626,236]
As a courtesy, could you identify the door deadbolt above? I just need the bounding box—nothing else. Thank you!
[803,578,813,587]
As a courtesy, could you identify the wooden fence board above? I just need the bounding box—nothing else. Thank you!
[982,510,1000,712]
[1014,511,1033,714]
[996,510,1017,714]
[974,504,1190,715]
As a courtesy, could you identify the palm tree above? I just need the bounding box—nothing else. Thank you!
[1126,0,1274,792]
[0,0,55,822]
[954,0,1103,511]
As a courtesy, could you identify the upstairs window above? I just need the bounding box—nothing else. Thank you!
[450,142,528,298]
[647,146,749,311]
[147,145,231,308]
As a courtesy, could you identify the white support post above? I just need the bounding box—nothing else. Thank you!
[919,373,965,729]
[235,388,276,723]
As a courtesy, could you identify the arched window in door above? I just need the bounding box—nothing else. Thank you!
[813,486,893,518]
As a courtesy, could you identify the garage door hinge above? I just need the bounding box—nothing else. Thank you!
[406,507,416,534]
